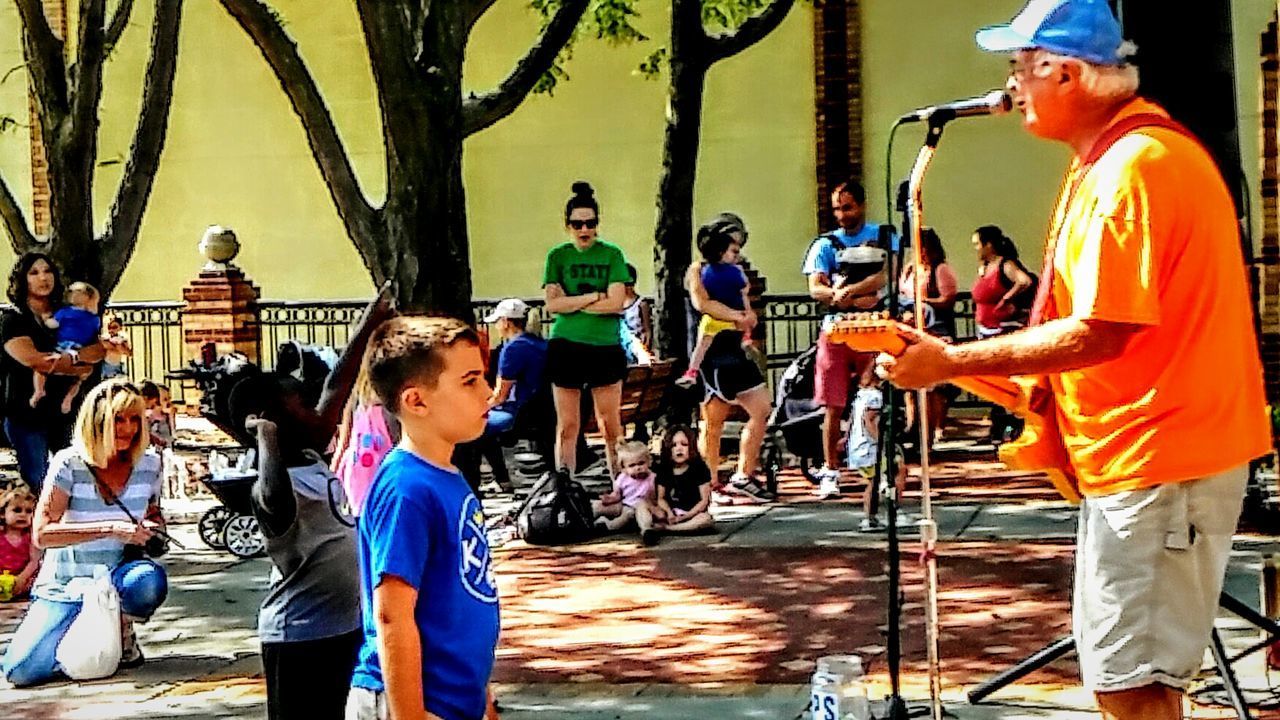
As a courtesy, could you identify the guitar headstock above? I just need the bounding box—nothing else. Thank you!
[827,312,909,355]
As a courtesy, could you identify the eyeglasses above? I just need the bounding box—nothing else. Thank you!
[568,219,599,230]
[1008,59,1053,81]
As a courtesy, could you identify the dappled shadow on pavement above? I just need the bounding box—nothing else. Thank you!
[493,540,1076,688]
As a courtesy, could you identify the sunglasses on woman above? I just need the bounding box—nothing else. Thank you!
[568,219,599,230]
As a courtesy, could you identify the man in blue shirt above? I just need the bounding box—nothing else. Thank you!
[348,317,500,720]
[483,298,548,433]
[801,178,897,502]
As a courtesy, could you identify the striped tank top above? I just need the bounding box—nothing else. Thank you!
[32,448,162,602]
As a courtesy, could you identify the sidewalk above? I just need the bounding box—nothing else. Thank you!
[1,444,1277,718]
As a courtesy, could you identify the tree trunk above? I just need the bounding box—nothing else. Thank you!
[652,15,708,363]
[45,132,100,288]
[382,141,474,321]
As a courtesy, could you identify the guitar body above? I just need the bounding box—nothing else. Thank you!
[828,314,1082,503]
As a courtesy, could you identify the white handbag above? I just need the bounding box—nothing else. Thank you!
[55,573,123,680]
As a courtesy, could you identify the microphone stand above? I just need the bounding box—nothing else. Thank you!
[873,115,950,720]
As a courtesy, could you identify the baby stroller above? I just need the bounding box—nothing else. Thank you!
[170,351,269,557]
[172,342,339,558]
[197,457,266,558]
[761,345,827,490]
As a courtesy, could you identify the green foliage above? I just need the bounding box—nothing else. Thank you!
[531,0,647,95]
[700,0,768,34]
[636,46,668,79]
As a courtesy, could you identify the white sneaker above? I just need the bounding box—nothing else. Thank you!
[813,467,841,499]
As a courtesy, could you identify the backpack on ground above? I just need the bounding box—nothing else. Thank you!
[515,469,596,545]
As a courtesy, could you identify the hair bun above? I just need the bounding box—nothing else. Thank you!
[571,181,594,198]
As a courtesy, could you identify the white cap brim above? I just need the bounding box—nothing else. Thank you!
[483,311,502,323]
[975,25,1034,53]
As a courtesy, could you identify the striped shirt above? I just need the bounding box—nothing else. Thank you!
[32,448,162,602]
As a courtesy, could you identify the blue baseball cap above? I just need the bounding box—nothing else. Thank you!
[975,0,1131,66]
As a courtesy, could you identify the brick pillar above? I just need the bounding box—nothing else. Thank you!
[1259,17,1280,410]
[812,0,863,230]
[181,267,261,363]
[27,0,68,235]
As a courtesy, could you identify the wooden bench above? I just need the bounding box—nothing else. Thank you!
[584,360,676,435]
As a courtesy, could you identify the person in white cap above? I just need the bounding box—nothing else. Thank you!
[482,298,547,439]
[878,1,1270,718]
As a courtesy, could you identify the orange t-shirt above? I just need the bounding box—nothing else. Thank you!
[1043,98,1269,496]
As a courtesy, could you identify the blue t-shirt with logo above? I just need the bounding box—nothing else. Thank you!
[497,332,547,413]
[351,449,500,720]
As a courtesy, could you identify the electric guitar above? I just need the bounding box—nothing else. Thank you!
[828,313,1081,504]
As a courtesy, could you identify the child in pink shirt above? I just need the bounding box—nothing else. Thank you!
[0,486,40,601]
[592,441,661,545]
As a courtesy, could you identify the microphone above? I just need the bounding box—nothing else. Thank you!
[897,90,1012,125]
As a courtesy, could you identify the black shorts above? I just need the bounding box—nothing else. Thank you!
[701,333,766,403]
[546,338,628,389]
[262,629,361,720]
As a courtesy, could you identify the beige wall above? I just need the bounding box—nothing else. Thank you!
[0,1,1270,302]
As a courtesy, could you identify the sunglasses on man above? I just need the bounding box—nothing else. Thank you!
[568,219,599,230]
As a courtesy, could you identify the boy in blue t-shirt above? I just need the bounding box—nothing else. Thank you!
[347,317,500,720]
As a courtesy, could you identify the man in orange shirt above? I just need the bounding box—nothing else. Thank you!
[878,1,1270,719]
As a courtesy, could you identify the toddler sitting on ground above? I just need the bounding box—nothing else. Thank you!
[651,425,715,536]
[592,440,661,545]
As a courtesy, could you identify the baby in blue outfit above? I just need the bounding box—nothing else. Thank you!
[33,282,100,414]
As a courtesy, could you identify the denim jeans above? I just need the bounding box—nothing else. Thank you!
[1,560,168,687]
[5,416,51,493]
[4,415,71,493]
[484,408,517,436]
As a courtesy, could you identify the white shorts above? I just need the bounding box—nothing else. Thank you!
[1073,465,1247,692]
[344,686,388,720]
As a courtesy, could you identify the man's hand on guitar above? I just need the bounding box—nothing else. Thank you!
[875,326,954,389]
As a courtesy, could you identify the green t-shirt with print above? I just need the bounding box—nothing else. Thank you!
[542,240,630,346]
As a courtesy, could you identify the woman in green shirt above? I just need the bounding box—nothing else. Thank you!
[542,182,630,478]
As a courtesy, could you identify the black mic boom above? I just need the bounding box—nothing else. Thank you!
[898,90,1012,125]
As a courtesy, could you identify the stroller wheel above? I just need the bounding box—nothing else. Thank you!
[222,514,266,558]
[198,507,233,550]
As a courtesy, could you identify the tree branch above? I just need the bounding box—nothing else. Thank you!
[461,0,590,136]
[70,0,109,153]
[100,0,184,294]
[0,171,38,255]
[14,0,69,114]
[464,0,500,31]
[219,0,379,244]
[705,0,796,63]
[105,0,137,54]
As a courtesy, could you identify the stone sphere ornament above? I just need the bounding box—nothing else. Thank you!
[199,225,240,270]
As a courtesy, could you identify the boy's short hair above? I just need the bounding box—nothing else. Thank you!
[139,380,161,401]
[616,440,650,466]
[366,316,479,414]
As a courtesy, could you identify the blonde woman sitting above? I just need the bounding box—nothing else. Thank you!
[2,380,168,686]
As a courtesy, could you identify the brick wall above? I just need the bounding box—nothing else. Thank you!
[812,0,863,230]
[1261,17,1280,406]
[27,0,67,236]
